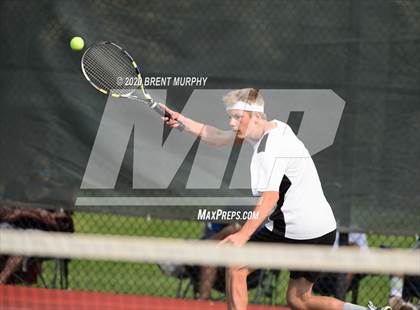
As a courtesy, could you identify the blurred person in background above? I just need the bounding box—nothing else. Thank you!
[0,205,72,284]
[388,236,420,310]
[0,155,74,285]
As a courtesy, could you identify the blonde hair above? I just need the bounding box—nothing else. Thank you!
[223,88,266,119]
[223,88,264,107]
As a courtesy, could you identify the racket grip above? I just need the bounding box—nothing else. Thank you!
[153,103,185,131]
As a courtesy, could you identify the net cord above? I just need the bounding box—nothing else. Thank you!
[1,230,419,275]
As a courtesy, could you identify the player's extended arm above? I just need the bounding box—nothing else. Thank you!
[220,191,279,246]
[160,104,235,146]
[240,191,279,238]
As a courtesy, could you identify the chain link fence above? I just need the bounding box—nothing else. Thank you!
[0,0,419,307]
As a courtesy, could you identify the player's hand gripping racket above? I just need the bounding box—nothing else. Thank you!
[81,41,184,130]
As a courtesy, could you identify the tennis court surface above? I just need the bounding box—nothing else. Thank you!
[0,285,288,310]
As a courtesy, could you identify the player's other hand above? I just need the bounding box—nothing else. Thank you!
[159,103,183,128]
[219,231,249,247]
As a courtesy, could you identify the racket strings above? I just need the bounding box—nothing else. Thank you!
[83,44,138,95]
[91,44,135,76]
[96,45,136,77]
[84,50,131,92]
[83,54,117,90]
[84,56,127,93]
[83,55,118,91]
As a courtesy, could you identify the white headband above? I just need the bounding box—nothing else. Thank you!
[225,101,264,113]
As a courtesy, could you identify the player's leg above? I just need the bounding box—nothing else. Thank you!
[285,230,351,310]
[199,224,241,299]
[225,266,250,310]
[225,226,272,309]
[199,266,217,299]
[0,255,24,284]
[286,276,392,310]
[286,276,344,310]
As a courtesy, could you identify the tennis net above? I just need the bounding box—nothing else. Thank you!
[0,230,419,310]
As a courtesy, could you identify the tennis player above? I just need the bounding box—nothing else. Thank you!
[161,88,390,310]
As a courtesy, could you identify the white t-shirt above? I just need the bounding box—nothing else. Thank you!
[250,120,336,240]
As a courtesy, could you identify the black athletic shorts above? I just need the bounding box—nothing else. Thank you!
[249,227,336,283]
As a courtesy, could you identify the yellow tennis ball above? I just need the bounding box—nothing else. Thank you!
[70,36,84,51]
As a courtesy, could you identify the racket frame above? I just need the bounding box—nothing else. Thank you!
[81,41,183,129]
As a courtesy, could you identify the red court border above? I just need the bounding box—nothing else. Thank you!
[0,285,289,310]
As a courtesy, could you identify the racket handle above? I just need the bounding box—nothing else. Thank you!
[152,103,185,131]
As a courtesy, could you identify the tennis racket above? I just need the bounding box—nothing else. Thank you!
[81,41,184,130]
